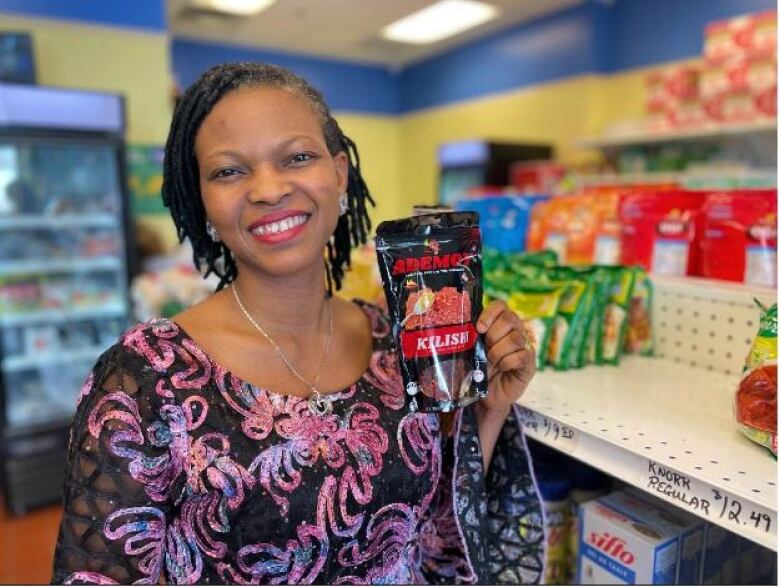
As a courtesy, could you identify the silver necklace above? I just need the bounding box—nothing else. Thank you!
[231,283,334,416]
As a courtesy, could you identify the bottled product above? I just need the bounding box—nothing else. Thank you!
[567,464,610,583]
[536,471,573,585]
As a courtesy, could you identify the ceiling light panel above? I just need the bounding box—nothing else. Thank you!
[191,0,276,16]
[381,0,499,45]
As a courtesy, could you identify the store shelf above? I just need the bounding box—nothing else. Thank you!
[574,169,777,188]
[517,356,777,550]
[0,256,122,277]
[0,214,119,230]
[0,302,127,327]
[3,345,109,371]
[576,120,777,150]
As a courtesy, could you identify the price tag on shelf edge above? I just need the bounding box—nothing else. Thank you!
[639,459,776,544]
[517,406,579,454]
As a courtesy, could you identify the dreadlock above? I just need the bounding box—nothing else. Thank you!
[161,62,375,294]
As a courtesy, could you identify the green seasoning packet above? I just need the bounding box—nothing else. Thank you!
[545,267,592,371]
[580,267,613,367]
[509,249,559,270]
[597,267,637,365]
[624,268,654,356]
[503,283,564,371]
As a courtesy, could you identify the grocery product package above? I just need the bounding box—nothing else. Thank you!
[646,63,705,130]
[735,301,777,455]
[619,189,708,276]
[700,189,777,288]
[577,496,681,584]
[537,471,572,585]
[624,269,654,356]
[578,489,708,585]
[546,266,595,370]
[581,267,615,367]
[704,10,777,61]
[527,188,623,266]
[598,267,637,365]
[509,160,567,194]
[616,488,707,585]
[566,464,610,584]
[375,212,488,412]
[454,193,548,253]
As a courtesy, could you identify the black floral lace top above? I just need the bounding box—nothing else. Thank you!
[51,301,544,584]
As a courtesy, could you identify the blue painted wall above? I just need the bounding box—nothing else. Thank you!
[0,0,166,32]
[400,3,598,112]
[172,39,401,115]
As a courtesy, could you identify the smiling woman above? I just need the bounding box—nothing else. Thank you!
[49,62,544,585]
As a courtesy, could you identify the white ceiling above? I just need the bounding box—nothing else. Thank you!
[168,0,583,68]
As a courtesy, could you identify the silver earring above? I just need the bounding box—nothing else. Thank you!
[206,220,220,242]
[338,192,349,216]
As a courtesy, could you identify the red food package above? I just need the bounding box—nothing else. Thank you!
[700,190,777,287]
[704,10,778,61]
[619,190,708,276]
[735,302,777,455]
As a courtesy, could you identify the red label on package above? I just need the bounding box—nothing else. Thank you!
[400,323,477,359]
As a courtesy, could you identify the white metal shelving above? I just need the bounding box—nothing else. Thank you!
[576,120,777,150]
[0,302,127,327]
[0,256,122,276]
[3,345,108,371]
[517,276,778,550]
[518,357,777,550]
[0,214,119,230]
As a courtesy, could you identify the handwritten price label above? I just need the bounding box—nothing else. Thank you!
[640,459,776,542]
[518,407,579,453]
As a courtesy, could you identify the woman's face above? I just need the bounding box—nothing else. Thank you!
[195,86,348,282]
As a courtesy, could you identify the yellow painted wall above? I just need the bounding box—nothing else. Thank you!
[398,75,605,211]
[396,65,674,211]
[334,113,403,227]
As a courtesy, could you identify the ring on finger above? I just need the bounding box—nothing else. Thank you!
[522,326,536,353]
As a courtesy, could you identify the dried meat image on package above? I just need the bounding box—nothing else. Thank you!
[375,212,488,412]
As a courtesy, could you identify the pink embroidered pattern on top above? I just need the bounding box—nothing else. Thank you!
[53,302,443,585]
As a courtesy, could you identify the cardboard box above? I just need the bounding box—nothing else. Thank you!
[608,489,706,585]
[577,497,680,584]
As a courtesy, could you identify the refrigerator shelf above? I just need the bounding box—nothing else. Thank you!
[3,345,109,371]
[0,214,119,230]
[0,256,122,277]
[0,302,127,327]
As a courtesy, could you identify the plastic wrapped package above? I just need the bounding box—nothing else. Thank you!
[597,267,637,365]
[375,212,488,413]
[699,189,777,288]
[454,194,548,253]
[735,302,777,455]
[619,189,708,277]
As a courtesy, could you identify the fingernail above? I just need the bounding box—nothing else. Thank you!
[476,322,486,333]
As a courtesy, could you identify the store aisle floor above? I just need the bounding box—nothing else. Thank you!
[0,504,61,584]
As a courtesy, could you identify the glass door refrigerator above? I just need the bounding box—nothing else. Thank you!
[0,83,135,514]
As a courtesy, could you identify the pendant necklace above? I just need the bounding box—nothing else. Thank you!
[231,283,334,416]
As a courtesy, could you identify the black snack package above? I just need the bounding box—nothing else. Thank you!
[375,212,488,412]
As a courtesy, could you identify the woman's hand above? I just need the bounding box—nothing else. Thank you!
[476,300,536,417]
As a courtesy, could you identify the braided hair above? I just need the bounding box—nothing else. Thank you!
[161,62,375,294]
